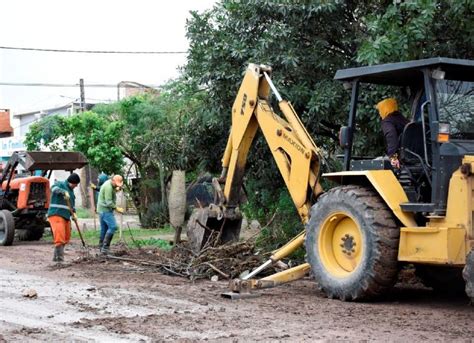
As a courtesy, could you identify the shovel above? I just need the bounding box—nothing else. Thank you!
[65,196,90,257]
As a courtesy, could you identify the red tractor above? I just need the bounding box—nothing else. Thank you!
[0,151,87,245]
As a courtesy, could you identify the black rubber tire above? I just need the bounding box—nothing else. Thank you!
[0,210,15,246]
[416,265,465,295]
[16,227,45,241]
[462,250,474,304]
[305,185,399,301]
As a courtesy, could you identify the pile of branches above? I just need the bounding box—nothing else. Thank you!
[107,236,269,281]
[168,239,265,280]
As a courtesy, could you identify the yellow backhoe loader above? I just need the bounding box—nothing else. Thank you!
[187,58,474,302]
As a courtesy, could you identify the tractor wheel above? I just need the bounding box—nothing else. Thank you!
[0,210,15,246]
[305,185,399,301]
[416,265,465,295]
[16,226,45,241]
[463,250,474,304]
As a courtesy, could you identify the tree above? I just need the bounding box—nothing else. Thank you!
[25,112,124,174]
[25,85,216,227]
[184,0,473,160]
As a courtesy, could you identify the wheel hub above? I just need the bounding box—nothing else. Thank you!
[318,212,363,277]
[340,234,356,256]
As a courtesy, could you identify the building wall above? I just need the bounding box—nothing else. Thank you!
[19,113,37,137]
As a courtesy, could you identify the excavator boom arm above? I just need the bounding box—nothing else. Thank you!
[221,64,323,223]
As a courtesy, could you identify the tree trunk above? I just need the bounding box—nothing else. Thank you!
[79,166,90,208]
[168,170,186,244]
[159,162,166,209]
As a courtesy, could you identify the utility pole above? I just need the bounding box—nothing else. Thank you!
[79,78,85,112]
[78,78,91,209]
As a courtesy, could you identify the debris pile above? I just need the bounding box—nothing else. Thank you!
[173,240,264,280]
[103,238,268,281]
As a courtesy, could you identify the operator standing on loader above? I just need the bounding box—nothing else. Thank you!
[97,175,124,254]
[376,97,409,168]
[47,173,81,263]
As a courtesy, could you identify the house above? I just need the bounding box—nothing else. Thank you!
[117,81,159,100]
[13,101,95,137]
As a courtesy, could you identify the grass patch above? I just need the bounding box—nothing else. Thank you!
[132,237,172,250]
[75,207,94,219]
[69,227,174,250]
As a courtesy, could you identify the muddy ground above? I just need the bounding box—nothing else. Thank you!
[0,239,472,342]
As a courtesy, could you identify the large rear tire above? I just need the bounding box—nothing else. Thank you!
[0,210,15,246]
[305,185,399,301]
[463,250,474,304]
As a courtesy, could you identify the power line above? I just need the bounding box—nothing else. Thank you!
[0,46,187,54]
[60,95,115,102]
[0,82,161,88]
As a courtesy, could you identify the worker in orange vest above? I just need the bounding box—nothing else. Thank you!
[47,173,80,263]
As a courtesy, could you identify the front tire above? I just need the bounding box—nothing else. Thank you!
[0,210,15,246]
[463,250,474,304]
[305,185,399,301]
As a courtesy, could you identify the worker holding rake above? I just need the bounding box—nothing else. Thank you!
[47,173,80,263]
[97,175,124,254]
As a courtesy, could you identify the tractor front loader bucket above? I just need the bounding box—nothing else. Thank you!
[186,204,242,252]
[23,151,88,171]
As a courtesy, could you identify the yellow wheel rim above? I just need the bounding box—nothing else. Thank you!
[318,212,363,278]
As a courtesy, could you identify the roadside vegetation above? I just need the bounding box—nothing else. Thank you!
[26,1,473,254]
[44,227,174,250]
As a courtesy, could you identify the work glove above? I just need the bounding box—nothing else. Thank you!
[390,154,400,169]
[115,207,124,214]
[72,213,78,221]
[391,159,400,169]
[90,183,97,190]
[115,186,122,192]
[63,192,70,200]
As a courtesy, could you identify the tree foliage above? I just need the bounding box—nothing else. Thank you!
[184,0,473,158]
[25,84,217,226]
[357,0,474,64]
[25,112,124,174]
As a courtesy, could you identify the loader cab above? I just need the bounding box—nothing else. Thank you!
[335,58,474,216]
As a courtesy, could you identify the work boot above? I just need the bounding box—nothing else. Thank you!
[100,233,114,255]
[53,245,60,262]
[57,244,65,262]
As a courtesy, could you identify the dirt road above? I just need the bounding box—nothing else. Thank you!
[1,240,472,342]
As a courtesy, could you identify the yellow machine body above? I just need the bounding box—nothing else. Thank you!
[324,160,474,266]
[323,170,417,228]
[398,156,474,265]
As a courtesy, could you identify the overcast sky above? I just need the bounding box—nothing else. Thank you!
[0,0,216,114]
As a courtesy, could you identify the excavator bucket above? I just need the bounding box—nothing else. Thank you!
[186,205,242,252]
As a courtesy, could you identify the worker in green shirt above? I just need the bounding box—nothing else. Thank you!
[97,174,124,254]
